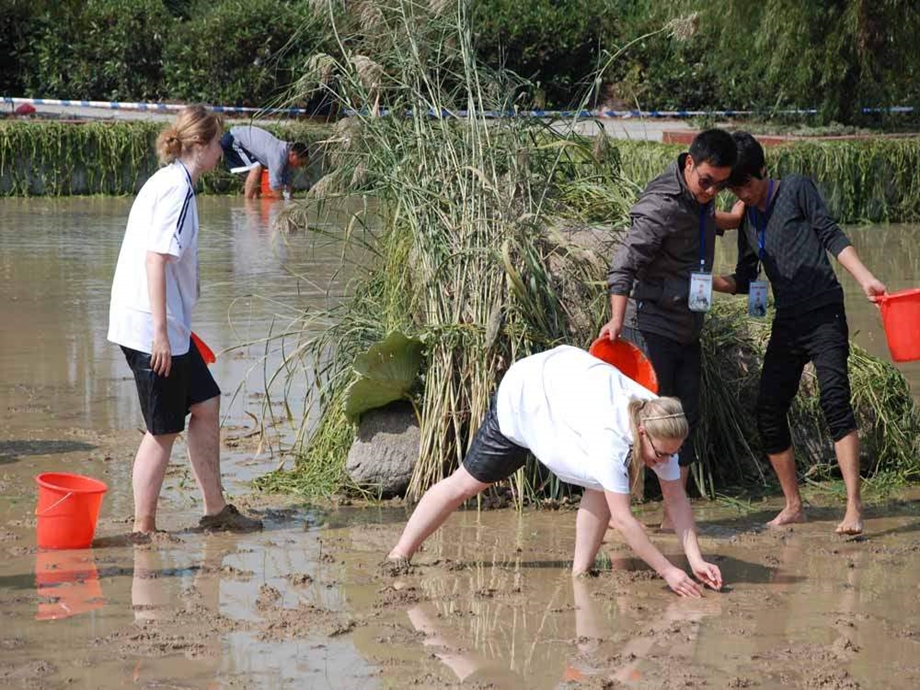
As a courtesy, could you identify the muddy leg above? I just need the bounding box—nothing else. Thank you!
[186,395,227,517]
[573,489,611,575]
[389,465,490,560]
[766,447,806,528]
[133,431,177,533]
[833,431,863,535]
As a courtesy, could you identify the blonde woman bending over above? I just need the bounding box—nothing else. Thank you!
[384,346,722,597]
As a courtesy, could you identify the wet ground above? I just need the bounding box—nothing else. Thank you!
[1,199,919,688]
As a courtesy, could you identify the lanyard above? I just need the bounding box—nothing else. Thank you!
[698,204,710,272]
[746,179,775,262]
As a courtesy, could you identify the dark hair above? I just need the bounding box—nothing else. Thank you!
[290,141,309,160]
[688,128,737,168]
[728,131,766,187]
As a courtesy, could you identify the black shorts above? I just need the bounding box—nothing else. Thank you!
[220,132,258,171]
[122,340,221,436]
[461,398,530,483]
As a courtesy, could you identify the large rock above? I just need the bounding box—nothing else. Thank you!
[346,402,420,497]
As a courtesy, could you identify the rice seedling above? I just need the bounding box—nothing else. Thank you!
[0,120,330,196]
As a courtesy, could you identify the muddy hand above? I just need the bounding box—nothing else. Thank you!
[665,567,703,598]
[692,561,723,591]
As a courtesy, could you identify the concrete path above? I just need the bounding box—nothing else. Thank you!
[6,102,696,141]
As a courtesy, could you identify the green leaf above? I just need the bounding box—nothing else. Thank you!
[343,332,424,422]
[351,331,424,382]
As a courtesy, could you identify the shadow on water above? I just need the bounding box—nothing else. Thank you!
[0,439,96,463]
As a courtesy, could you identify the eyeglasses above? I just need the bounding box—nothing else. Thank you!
[646,433,672,461]
[693,165,730,192]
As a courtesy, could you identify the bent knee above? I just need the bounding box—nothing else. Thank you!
[189,395,220,419]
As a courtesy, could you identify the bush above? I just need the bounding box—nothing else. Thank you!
[162,0,325,106]
[472,0,611,108]
[22,0,173,101]
[0,0,40,96]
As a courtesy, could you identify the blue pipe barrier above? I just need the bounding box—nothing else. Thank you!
[3,96,914,120]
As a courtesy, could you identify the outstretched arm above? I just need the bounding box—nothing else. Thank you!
[660,478,722,591]
[836,246,886,301]
[605,490,704,597]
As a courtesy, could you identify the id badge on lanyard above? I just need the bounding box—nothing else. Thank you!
[688,205,712,313]
[748,279,768,317]
[747,180,774,318]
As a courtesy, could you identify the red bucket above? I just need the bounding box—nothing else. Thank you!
[588,337,659,394]
[35,473,108,550]
[260,169,272,196]
[878,289,920,362]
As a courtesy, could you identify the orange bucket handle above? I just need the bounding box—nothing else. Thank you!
[35,492,74,517]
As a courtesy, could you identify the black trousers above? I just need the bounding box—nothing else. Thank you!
[757,302,856,454]
[622,326,700,467]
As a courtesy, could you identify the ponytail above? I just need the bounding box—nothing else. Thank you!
[155,105,223,165]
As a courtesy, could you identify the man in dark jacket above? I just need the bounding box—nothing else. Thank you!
[601,129,737,528]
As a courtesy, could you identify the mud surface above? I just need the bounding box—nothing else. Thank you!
[2,201,920,688]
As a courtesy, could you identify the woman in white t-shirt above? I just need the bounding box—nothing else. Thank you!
[108,106,260,535]
[384,346,722,597]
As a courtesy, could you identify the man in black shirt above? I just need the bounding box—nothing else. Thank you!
[714,132,886,535]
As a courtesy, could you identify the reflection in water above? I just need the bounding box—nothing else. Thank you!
[35,549,105,620]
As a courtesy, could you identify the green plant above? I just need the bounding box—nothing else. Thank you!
[0,120,331,196]
[344,331,424,422]
[471,0,611,108]
[162,0,326,107]
[23,0,174,101]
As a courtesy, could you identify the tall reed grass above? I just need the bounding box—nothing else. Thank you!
[257,0,631,501]
[258,0,920,502]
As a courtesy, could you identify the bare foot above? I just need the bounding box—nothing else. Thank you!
[835,511,863,535]
[766,506,806,528]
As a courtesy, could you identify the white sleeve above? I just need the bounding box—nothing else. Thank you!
[651,454,681,482]
[147,181,192,258]
[587,432,633,495]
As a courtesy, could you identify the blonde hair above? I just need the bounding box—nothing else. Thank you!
[156,105,223,165]
[626,396,689,495]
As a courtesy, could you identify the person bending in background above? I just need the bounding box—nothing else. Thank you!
[220,124,308,200]
[713,131,886,535]
[601,129,737,530]
[108,106,262,534]
[384,346,722,597]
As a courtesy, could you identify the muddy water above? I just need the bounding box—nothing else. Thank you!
[2,200,920,689]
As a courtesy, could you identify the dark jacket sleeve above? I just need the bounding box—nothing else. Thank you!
[606,197,674,295]
[731,216,759,295]
[799,177,851,257]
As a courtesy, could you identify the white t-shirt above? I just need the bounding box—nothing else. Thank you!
[495,345,680,494]
[107,161,198,355]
